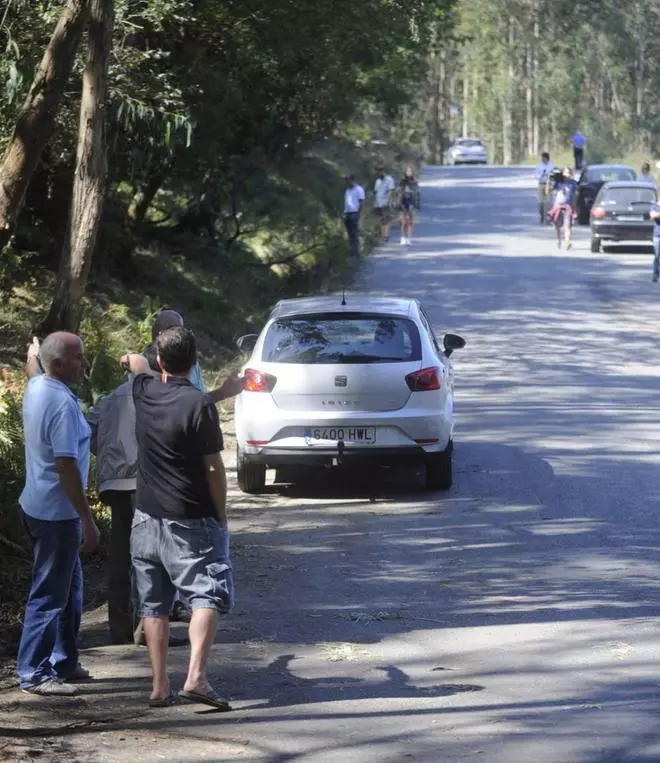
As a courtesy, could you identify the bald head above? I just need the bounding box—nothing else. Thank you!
[40,332,85,386]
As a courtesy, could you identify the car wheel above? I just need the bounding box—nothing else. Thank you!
[425,441,453,491]
[590,236,601,253]
[236,447,266,494]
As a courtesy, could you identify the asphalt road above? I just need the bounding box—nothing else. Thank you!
[4,166,660,762]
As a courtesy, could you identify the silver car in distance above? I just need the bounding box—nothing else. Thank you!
[234,295,466,494]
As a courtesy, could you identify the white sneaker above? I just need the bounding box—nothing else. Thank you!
[22,678,78,696]
[407,238,413,245]
[400,236,406,245]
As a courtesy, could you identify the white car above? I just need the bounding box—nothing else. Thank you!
[234,295,466,494]
[446,138,488,165]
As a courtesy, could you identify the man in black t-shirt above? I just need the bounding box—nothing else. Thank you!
[121,327,234,710]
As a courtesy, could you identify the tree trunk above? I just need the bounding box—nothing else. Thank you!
[128,171,167,224]
[462,64,469,138]
[41,0,113,334]
[429,49,441,164]
[532,9,539,155]
[0,0,88,252]
[502,18,514,166]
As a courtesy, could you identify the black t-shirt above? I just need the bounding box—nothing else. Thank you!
[132,374,223,519]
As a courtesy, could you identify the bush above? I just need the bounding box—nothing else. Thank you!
[0,379,27,548]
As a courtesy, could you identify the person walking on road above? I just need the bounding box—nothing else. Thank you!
[571,130,586,170]
[649,191,660,282]
[548,167,578,250]
[640,162,656,186]
[17,333,100,696]
[373,167,396,242]
[535,152,555,224]
[121,327,234,709]
[398,167,420,245]
[343,175,365,258]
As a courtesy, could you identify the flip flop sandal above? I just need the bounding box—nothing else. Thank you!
[178,689,232,711]
[149,694,177,708]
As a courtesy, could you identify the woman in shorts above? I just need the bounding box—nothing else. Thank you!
[398,167,420,245]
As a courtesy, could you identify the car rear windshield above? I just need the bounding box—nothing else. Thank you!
[585,168,636,183]
[600,187,656,205]
[458,140,483,147]
[262,313,422,364]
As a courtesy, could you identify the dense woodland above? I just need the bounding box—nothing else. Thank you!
[421,0,660,164]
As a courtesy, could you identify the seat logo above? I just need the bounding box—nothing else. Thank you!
[334,375,347,387]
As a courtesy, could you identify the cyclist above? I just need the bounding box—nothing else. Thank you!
[548,167,577,250]
[398,167,420,245]
[534,152,555,224]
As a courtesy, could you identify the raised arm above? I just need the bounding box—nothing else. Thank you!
[120,352,150,375]
[26,336,42,378]
[207,372,243,404]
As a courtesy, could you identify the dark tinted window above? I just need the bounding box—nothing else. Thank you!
[585,168,636,183]
[599,187,656,205]
[262,314,421,364]
[457,140,484,148]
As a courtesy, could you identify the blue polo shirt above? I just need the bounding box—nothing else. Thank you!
[20,375,91,521]
[651,204,660,236]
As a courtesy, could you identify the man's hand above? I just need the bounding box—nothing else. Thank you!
[81,517,101,553]
[120,352,150,375]
[209,372,243,403]
[219,372,244,399]
[26,336,42,378]
[27,336,40,360]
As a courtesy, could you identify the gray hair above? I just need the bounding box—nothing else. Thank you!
[39,332,80,372]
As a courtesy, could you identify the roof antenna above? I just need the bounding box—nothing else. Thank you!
[341,287,346,306]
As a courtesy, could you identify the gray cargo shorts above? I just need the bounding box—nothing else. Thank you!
[131,507,234,618]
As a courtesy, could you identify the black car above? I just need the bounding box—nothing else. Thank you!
[590,181,656,253]
[576,164,637,224]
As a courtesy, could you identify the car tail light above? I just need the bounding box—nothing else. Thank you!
[405,367,441,392]
[243,368,277,392]
[591,206,606,219]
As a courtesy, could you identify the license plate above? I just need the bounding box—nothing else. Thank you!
[617,215,643,221]
[304,427,376,444]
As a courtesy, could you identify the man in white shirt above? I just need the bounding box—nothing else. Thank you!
[373,167,395,242]
[535,152,555,224]
[344,175,365,257]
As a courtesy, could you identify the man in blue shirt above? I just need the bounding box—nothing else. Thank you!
[571,130,586,170]
[17,332,100,696]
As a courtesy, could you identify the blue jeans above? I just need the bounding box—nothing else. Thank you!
[653,236,660,280]
[17,511,83,688]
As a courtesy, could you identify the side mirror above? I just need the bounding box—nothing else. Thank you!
[443,333,466,358]
[236,334,258,353]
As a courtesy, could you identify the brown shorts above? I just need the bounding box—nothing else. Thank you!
[374,206,391,221]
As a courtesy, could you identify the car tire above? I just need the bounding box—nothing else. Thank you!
[236,447,266,494]
[425,441,453,491]
[590,236,601,253]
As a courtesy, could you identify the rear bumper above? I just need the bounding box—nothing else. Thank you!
[591,221,653,241]
[452,155,487,164]
[242,445,430,468]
